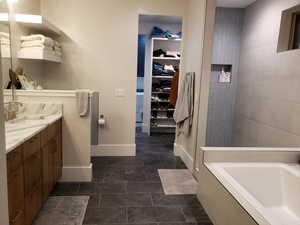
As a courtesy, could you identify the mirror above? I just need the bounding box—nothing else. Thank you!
[0,0,12,90]
[1,0,59,93]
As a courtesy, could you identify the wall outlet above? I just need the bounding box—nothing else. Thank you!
[115,89,125,97]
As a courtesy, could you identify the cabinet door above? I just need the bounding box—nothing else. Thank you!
[53,119,63,182]
[42,145,51,201]
[7,167,25,225]
[24,151,42,195]
[49,140,55,193]
[42,139,56,201]
[25,181,42,225]
[58,119,63,179]
[9,210,25,225]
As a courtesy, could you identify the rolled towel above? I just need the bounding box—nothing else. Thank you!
[76,90,89,117]
[21,34,54,46]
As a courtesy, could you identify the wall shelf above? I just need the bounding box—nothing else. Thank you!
[18,48,62,63]
[0,13,61,36]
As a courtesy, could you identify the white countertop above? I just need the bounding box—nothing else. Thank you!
[5,114,62,153]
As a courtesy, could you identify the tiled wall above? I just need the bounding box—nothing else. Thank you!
[206,8,244,147]
[233,0,300,147]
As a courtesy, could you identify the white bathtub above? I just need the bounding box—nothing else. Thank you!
[207,163,300,225]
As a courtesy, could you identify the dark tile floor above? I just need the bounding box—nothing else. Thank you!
[51,129,213,225]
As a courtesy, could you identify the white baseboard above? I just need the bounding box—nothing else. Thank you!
[174,143,194,171]
[91,144,136,156]
[61,163,92,182]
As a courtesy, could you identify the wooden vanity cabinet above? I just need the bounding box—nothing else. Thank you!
[41,120,62,202]
[7,145,25,225]
[6,119,63,225]
[23,134,42,225]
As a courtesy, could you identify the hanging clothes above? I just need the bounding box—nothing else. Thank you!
[173,72,195,135]
[170,71,179,106]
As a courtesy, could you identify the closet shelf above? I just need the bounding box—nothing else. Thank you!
[152,37,182,42]
[152,108,175,112]
[151,117,174,120]
[152,76,173,79]
[152,91,170,94]
[152,124,176,128]
[153,57,180,61]
[151,100,170,103]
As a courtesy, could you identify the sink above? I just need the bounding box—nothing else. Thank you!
[5,119,44,133]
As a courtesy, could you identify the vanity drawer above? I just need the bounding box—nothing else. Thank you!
[7,145,23,176]
[23,134,41,160]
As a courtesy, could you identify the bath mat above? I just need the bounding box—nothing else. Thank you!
[158,169,198,195]
[33,196,89,225]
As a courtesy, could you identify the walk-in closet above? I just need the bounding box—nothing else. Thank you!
[136,15,182,136]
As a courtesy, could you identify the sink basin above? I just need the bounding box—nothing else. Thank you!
[5,119,45,133]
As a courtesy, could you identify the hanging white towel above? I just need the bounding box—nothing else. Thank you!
[173,72,195,135]
[76,90,90,117]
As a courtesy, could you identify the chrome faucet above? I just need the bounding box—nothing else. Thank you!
[4,102,23,121]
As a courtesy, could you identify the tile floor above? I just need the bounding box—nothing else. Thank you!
[50,130,213,225]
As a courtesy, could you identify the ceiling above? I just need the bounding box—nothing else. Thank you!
[217,0,257,8]
[139,15,182,25]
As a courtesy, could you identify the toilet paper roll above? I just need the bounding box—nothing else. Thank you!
[98,119,106,125]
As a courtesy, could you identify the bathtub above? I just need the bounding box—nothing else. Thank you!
[206,163,300,225]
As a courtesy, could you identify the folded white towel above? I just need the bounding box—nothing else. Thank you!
[20,45,54,52]
[164,65,175,72]
[76,90,89,117]
[0,32,9,39]
[166,51,180,58]
[0,38,10,45]
[21,35,54,46]
[21,40,54,48]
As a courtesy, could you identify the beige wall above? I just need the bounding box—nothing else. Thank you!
[40,0,188,146]
[233,0,300,147]
[176,0,215,173]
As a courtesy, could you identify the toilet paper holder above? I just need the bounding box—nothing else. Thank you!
[98,114,106,126]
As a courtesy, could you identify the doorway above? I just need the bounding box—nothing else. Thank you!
[136,15,183,137]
